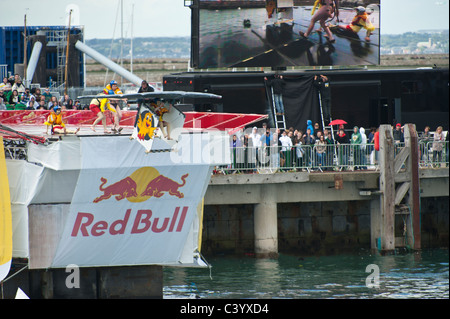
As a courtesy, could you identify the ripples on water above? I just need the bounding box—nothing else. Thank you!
[163,249,449,299]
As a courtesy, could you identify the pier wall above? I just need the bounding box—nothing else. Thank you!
[201,168,449,257]
[201,197,448,257]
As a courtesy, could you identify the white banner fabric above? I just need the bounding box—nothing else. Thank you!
[51,137,211,268]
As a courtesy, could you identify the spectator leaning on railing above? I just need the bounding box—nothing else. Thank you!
[351,126,362,169]
[432,126,445,167]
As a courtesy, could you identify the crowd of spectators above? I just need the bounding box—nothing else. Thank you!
[228,121,448,173]
[0,75,88,111]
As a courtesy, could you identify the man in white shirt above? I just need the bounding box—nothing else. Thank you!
[250,126,261,148]
[279,130,293,151]
[248,127,262,169]
[279,130,293,169]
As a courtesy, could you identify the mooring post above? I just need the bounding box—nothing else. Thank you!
[403,124,421,250]
[378,124,395,252]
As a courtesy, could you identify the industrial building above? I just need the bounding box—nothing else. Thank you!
[0,26,84,89]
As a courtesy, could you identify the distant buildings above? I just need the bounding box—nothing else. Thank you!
[380,29,448,55]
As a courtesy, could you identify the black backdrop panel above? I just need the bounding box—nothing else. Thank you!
[282,75,320,133]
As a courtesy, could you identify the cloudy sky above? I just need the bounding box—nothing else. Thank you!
[0,0,449,39]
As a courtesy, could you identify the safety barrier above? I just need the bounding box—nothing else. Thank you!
[419,140,449,168]
[218,141,449,174]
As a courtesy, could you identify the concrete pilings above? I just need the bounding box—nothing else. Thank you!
[254,201,278,258]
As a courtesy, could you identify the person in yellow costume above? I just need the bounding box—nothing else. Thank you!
[103,80,124,132]
[44,105,80,135]
[337,6,375,42]
[152,99,172,140]
[89,94,118,134]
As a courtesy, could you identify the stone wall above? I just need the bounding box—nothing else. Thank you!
[202,197,448,257]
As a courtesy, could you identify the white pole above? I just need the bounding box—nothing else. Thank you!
[75,40,147,88]
[130,3,134,74]
[25,41,42,87]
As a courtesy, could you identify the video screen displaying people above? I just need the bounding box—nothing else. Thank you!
[198,0,380,68]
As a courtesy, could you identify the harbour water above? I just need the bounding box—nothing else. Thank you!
[163,248,449,299]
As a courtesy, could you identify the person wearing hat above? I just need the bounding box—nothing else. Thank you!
[137,80,154,107]
[103,80,124,132]
[138,80,154,94]
[393,123,404,143]
[337,6,375,42]
[26,96,39,110]
[44,105,80,135]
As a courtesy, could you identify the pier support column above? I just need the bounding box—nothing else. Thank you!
[254,200,278,258]
[370,199,381,252]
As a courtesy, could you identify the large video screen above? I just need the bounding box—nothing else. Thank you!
[196,0,380,69]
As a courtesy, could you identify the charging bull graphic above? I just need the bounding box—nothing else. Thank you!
[93,167,188,203]
[141,173,188,198]
[93,177,138,203]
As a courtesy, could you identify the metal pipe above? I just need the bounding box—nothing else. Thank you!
[75,40,149,89]
[25,41,42,86]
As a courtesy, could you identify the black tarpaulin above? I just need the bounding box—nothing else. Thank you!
[281,75,320,133]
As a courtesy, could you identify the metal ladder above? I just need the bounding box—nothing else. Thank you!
[318,90,338,166]
[271,86,286,130]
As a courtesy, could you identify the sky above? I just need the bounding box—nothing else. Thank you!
[0,0,449,39]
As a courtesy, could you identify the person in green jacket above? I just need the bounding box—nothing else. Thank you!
[351,126,362,169]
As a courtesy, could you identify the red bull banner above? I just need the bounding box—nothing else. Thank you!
[51,137,211,268]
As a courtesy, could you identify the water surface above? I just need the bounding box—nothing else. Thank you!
[164,249,449,299]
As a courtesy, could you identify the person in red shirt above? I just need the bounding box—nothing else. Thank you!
[374,127,379,151]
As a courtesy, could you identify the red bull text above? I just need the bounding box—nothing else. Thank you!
[71,206,188,237]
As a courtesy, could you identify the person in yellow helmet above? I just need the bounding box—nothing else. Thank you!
[89,94,117,134]
[336,6,375,42]
[44,105,80,135]
[103,80,124,132]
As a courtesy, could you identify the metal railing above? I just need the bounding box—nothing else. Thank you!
[3,139,28,160]
[419,140,449,168]
[216,141,449,174]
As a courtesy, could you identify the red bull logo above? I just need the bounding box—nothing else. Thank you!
[93,167,189,203]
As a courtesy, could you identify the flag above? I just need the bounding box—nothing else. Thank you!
[0,136,13,282]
